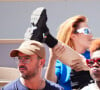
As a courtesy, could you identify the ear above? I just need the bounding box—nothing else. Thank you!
[70,33,77,40]
[40,59,45,67]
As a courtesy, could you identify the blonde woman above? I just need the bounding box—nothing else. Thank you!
[24,7,93,90]
[45,15,93,90]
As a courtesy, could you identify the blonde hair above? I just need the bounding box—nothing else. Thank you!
[57,15,87,50]
[90,39,100,54]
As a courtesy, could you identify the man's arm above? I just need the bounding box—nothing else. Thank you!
[45,53,57,83]
[45,43,66,82]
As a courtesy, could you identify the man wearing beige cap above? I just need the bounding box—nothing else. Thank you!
[1,40,64,90]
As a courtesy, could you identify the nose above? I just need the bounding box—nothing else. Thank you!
[18,59,26,65]
[92,62,99,68]
[18,62,25,68]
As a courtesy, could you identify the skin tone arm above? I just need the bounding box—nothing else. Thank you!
[45,43,89,82]
[45,49,57,83]
[45,43,65,83]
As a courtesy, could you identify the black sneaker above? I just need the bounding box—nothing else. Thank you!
[24,7,58,48]
[30,7,47,28]
[24,26,44,42]
[24,7,48,42]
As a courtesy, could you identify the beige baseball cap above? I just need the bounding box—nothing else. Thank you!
[10,40,45,59]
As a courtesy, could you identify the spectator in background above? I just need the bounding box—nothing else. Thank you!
[1,40,64,90]
[81,39,100,90]
[45,15,93,90]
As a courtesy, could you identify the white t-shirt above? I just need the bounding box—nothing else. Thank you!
[81,83,99,90]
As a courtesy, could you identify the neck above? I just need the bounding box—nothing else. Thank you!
[20,76,45,90]
[74,43,87,54]
[75,47,86,54]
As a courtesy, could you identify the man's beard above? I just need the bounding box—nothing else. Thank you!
[20,65,39,80]
[22,72,38,80]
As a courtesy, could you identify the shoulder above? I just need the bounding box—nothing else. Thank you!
[45,80,64,90]
[1,78,24,90]
[81,83,98,90]
[56,60,62,64]
[55,59,71,74]
[82,50,90,59]
[1,79,18,90]
[56,60,63,68]
[56,60,67,67]
[81,85,89,90]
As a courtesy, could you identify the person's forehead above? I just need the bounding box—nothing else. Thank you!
[91,51,100,59]
[78,22,88,28]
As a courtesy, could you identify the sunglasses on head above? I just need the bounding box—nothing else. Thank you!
[75,27,92,35]
[86,58,100,68]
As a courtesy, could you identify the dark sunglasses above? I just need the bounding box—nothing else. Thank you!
[86,58,100,68]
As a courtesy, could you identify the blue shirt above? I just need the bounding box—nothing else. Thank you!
[55,60,72,90]
[55,50,91,90]
[82,50,90,59]
[1,78,64,90]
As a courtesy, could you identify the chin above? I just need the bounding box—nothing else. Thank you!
[20,72,27,77]
[92,76,100,81]
[21,74,28,79]
[20,71,26,75]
